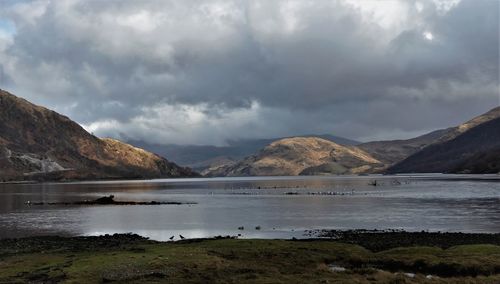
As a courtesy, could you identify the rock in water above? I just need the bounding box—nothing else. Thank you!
[93,195,115,204]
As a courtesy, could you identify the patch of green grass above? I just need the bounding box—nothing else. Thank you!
[1,237,499,283]
[372,244,500,278]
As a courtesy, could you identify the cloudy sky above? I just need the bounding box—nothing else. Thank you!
[0,0,498,145]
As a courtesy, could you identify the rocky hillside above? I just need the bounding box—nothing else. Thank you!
[0,89,197,181]
[388,109,500,174]
[435,106,500,142]
[205,137,383,176]
[129,134,360,172]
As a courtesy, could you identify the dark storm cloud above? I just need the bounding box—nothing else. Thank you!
[0,0,498,145]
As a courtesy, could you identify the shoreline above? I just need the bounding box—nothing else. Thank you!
[2,230,500,249]
[3,228,500,242]
[1,231,499,283]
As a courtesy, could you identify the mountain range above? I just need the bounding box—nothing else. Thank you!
[204,107,500,176]
[0,89,197,182]
[1,88,499,181]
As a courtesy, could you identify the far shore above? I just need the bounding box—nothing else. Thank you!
[1,172,500,186]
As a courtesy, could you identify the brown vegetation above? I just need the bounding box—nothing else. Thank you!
[207,137,383,176]
[0,89,197,181]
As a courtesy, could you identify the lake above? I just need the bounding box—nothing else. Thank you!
[0,175,499,240]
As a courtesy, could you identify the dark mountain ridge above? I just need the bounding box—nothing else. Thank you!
[358,128,451,165]
[388,114,500,174]
[204,106,500,176]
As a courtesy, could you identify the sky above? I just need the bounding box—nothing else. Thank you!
[0,0,498,145]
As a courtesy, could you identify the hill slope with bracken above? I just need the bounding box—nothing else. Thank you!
[205,137,383,176]
[0,89,197,181]
[388,107,500,174]
[128,134,360,172]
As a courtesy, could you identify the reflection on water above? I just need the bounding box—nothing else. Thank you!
[0,175,499,240]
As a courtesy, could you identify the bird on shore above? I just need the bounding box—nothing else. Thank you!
[179,234,185,240]
[169,236,174,241]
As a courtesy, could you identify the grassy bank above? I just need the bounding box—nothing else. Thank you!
[0,233,499,283]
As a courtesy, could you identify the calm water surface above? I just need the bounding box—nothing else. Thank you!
[0,175,499,240]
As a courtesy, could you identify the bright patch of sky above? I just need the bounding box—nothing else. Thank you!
[0,20,15,37]
[423,31,434,40]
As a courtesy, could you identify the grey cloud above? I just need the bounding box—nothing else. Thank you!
[0,0,498,145]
